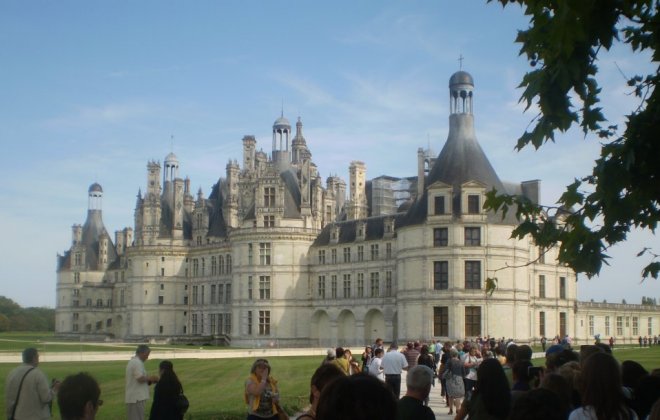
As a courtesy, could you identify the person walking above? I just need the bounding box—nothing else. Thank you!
[125,345,159,420]
[5,347,60,420]
[381,342,409,399]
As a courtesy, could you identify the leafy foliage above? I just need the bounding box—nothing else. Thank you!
[0,296,54,331]
[486,0,660,280]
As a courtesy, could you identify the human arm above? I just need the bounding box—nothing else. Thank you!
[245,376,269,397]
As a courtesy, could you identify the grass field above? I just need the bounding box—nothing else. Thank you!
[1,333,658,420]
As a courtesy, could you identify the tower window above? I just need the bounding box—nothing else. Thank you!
[264,187,276,207]
[467,195,480,214]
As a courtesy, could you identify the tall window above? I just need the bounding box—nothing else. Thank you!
[385,271,392,297]
[192,314,198,334]
[434,307,449,336]
[318,276,326,299]
[539,275,546,298]
[434,196,446,215]
[357,246,364,262]
[331,275,338,298]
[210,314,216,333]
[633,317,639,336]
[465,306,481,337]
[343,247,351,263]
[464,227,481,246]
[247,277,253,300]
[259,310,271,335]
[219,283,225,303]
[433,228,448,247]
[370,272,380,297]
[605,316,610,335]
[539,311,546,336]
[264,215,275,227]
[589,315,594,336]
[193,259,199,277]
[264,187,275,207]
[617,316,623,335]
[648,317,653,335]
[434,261,449,290]
[192,286,198,304]
[559,312,567,337]
[331,249,337,264]
[226,255,232,273]
[370,244,379,260]
[259,243,271,265]
[211,285,216,304]
[465,261,481,289]
[74,272,80,283]
[318,250,326,264]
[357,273,364,298]
[386,243,392,259]
[343,274,351,298]
[467,194,480,214]
[224,313,231,334]
[247,311,252,335]
[201,285,205,304]
[559,277,566,299]
[259,276,271,300]
[225,283,231,303]
[219,255,225,274]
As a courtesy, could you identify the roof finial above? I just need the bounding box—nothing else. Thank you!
[458,54,464,70]
[170,135,174,153]
[281,99,284,118]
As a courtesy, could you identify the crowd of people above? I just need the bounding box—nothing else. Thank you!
[4,345,185,420]
[5,337,660,420]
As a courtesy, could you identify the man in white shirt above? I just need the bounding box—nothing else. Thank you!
[381,342,408,399]
[125,345,158,420]
[368,348,385,381]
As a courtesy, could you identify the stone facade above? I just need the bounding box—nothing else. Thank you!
[55,71,660,346]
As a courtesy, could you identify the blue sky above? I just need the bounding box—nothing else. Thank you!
[1,1,658,308]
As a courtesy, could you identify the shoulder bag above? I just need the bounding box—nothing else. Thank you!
[9,367,35,420]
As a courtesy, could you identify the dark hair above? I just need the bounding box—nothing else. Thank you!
[136,344,150,355]
[515,344,533,362]
[250,358,271,375]
[57,372,101,420]
[547,348,579,371]
[22,347,38,364]
[309,364,344,404]
[505,344,518,365]
[634,374,660,419]
[336,347,345,358]
[580,352,628,420]
[420,345,429,355]
[374,348,384,357]
[512,360,532,383]
[157,360,183,397]
[509,388,565,420]
[621,360,649,389]
[540,373,573,416]
[316,373,396,420]
[474,358,511,419]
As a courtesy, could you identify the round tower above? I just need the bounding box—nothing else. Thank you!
[449,70,474,115]
[164,152,179,183]
[88,182,103,211]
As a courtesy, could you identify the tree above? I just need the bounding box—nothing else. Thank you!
[486,0,660,280]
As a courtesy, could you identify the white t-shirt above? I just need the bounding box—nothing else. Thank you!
[368,357,384,381]
[125,356,149,403]
[381,350,408,375]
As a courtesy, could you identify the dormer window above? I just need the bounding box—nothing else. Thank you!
[264,187,276,207]
[467,195,480,214]
[434,196,446,215]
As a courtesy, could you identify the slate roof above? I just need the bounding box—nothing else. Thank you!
[312,213,406,247]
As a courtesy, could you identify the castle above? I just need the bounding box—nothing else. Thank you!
[56,71,659,346]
